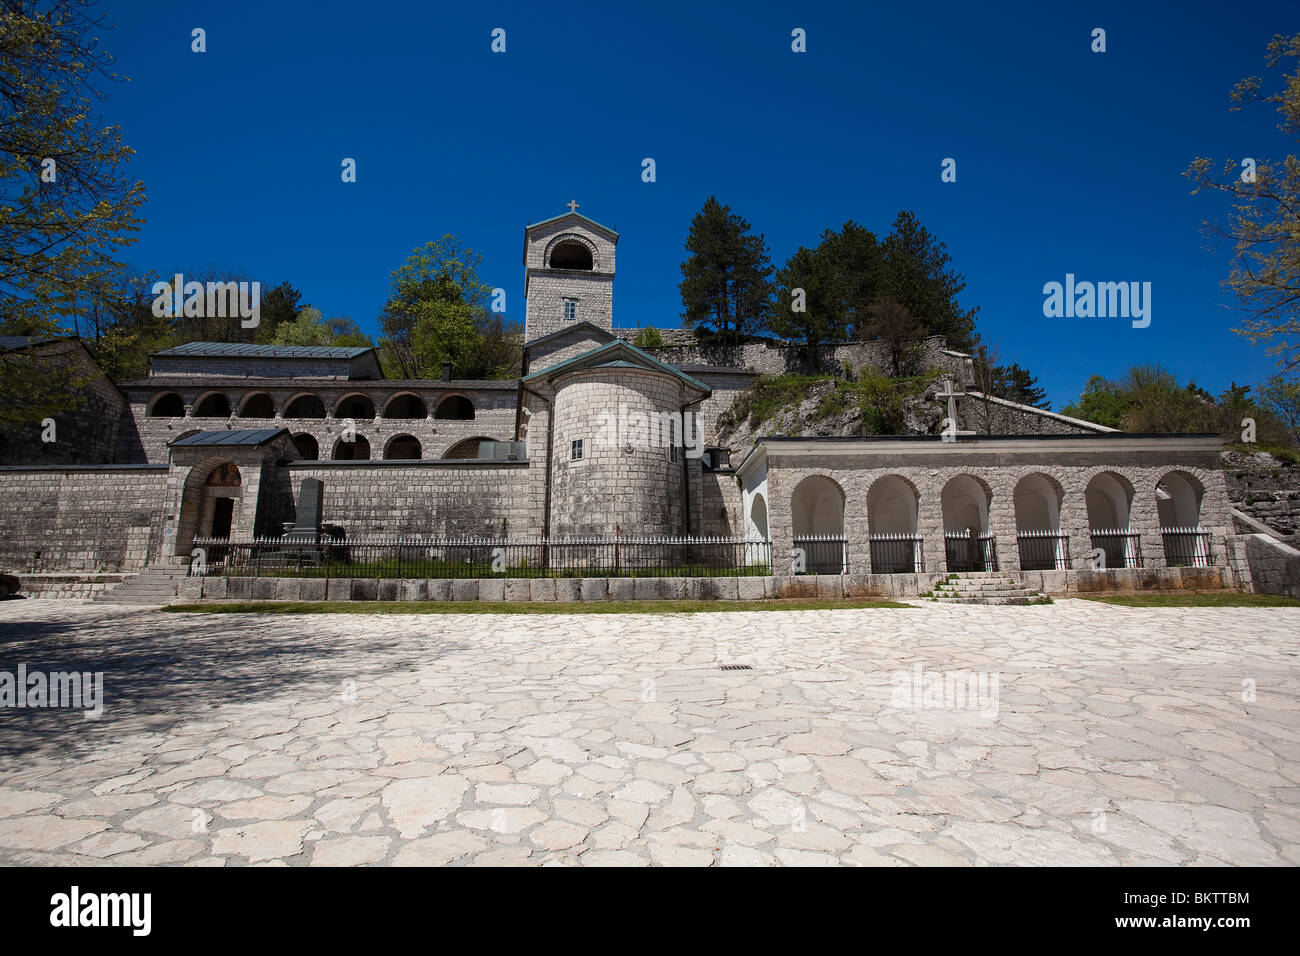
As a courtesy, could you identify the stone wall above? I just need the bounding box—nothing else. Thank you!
[123,382,519,464]
[178,565,1235,604]
[548,367,687,537]
[756,437,1232,575]
[0,341,137,466]
[612,332,967,381]
[958,392,1109,436]
[1225,533,1300,597]
[0,465,169,572]
[280,460,543,538]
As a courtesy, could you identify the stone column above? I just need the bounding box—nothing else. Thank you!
[989,474,1019,573]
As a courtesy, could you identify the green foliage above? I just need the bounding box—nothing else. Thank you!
[718,368,937,436]
[632,327,663,348]
[379,235,520,379]
[270,308,373,348]
[0,0,146,336]
[1186,32,1300,374]
[679,197,775,343]
[770,213,977,354]
[1061,365,1299,445]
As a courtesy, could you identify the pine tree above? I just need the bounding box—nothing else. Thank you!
[679,197,774,343]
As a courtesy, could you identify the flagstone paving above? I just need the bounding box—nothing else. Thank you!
[0,599,1296,866]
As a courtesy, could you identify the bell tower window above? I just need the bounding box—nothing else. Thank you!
[550,240,593,270]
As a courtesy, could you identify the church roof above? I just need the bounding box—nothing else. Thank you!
[522,340,710,396]
[170,428,289,447]
[525,210,618,238]
[154,342,375,360]
[522,321,615,350]
[0,334,63,352]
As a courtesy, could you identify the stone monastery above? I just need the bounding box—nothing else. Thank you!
[0,207,1293,601]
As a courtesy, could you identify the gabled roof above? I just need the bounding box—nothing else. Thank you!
[522,320,615,350]
[170,428,289,447]
[522,340,710,396]
[153,342,375,360]
[0,334,63,352]
[525,210,618,238]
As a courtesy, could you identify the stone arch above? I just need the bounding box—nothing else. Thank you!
[434,394,475,420]
[941,474,992,534]
[291,433,319,460]
[1156,470,1204,528]
[149,393,185,417]
[192,392,231,418]
[1014,472,1066,570]
[284,393,327,419]
[176,458,243,555]
[1084,470,1134,529]
[443,436,497,459]
[545,233,598,271]
[791,475,846,574]
[384,434,422,460]
[1013,472,1064,532]
[748,492,769,540]
[383,392,427,419]
[238,392,275,418]
[867,474,920,534]
[332,435,370,460]
[334,393,376,419]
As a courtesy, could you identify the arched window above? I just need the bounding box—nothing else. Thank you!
[434,395,474,420]
[383,393,427,419]
[284,394,327,419]
[333,435,370,460]
[291,433,319,460]
[385,435,422,460]
[335,394,376,419]
[790,475,846,574]
[149,393,185,417]
[193,393,231,418]
[239,392,275,418]
[443,436,497,459]
[867,475,921,573]
[550,240,593,270]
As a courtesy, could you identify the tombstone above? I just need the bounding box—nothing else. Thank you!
[284,478,324,543]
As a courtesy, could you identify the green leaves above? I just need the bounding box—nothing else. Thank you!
[679,197,774,343]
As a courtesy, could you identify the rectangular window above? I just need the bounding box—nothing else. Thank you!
[571,438,583,461]
[670,445,679,463]
[563,299,578,321]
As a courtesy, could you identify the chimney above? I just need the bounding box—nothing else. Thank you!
[442,362,452,381]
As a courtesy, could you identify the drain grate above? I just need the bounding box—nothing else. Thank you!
[719,664,753,671]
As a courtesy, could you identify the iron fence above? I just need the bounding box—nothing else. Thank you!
[1016,530,1071,571]
[190,535,772,579]
[791,534,847,574]
[1160,526,1214,567]
[869,533,924,573]
[944,531,998,572]
[1088,529,1144,569]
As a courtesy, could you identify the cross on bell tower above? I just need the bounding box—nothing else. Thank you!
[567,199,580,213]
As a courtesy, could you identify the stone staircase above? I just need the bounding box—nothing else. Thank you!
[93,565,189,605]
[928,571,1050,605]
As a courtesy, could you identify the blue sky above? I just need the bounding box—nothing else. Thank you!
[95,0,1296,407]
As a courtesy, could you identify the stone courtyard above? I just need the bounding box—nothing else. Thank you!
[0,599,1296,866]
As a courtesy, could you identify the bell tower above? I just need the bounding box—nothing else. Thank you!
[523,202,618,342]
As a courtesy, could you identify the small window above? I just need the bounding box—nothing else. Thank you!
[563,299,578,321]
[571,439,583,461]
[670,445,679,463]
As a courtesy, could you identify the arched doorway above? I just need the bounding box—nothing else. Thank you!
[1157,471,1208,566]
[383,393,427,419]
[193,392,231,418]
[176,459,243,558]
[941,475,995,571]
[291,433,319,460]
[1013,473,1067,570]
[384,435,422,460]
[1085,471,1137,568]
[434,395,475,420]
[867,474,921,572]
[790,475,845,574]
